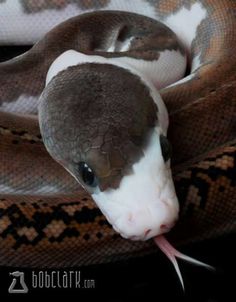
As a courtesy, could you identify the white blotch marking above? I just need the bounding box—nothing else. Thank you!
[33,185,60,194]
[166,53,202,88]
[46,49,185,90]
[46,49,170,131]
[0,94,39,114]
[0,0,84,44]
[163,2,207,50]
[191,53,202,72]
[92,128,179,241]
[0,184,13,193]
[0,183,60,194]
[0,0,158,44]
[47,49,186,90]
[46,48,186,91]
[107,36,135,52]
[106,0,157,19]
[0,0,207,51]
[127,49,186,89]
[166,73,195,88]
[118,36,134,52]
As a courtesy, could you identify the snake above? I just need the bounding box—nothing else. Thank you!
[0,0,235,286]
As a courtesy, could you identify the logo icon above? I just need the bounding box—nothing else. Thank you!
[8,271,29,293]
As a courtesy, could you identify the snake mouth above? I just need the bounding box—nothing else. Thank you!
[113,216,177,241]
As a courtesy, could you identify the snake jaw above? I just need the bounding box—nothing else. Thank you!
[154,235,215,290]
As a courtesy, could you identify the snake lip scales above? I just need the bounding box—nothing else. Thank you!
[0,0,235,288]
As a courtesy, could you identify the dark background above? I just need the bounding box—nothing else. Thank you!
[0,233,235,301]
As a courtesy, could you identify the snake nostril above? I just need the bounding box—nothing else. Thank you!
[160,222,175,232]
[160,224,168,230]
[128,213,133,223]
[144,229,151,237]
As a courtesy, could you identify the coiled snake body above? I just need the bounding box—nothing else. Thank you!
[0,0,235,268]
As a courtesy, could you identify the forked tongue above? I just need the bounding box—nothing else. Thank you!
[154,235,214,290]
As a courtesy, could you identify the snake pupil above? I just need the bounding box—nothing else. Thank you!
[160,135,172,162]
[78,162,97,187]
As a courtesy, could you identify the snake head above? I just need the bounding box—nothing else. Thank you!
[39,58,179,241]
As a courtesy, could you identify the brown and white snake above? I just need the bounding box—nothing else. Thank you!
[0,0,235,275]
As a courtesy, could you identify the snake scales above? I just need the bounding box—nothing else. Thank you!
[0,0,235,268]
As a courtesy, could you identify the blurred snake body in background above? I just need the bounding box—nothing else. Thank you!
[0,0,235,281]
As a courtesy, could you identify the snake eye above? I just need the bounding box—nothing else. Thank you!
[160,135,172,162]
[78,162,98,187]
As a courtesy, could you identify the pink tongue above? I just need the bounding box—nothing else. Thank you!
[154,235,214,290]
